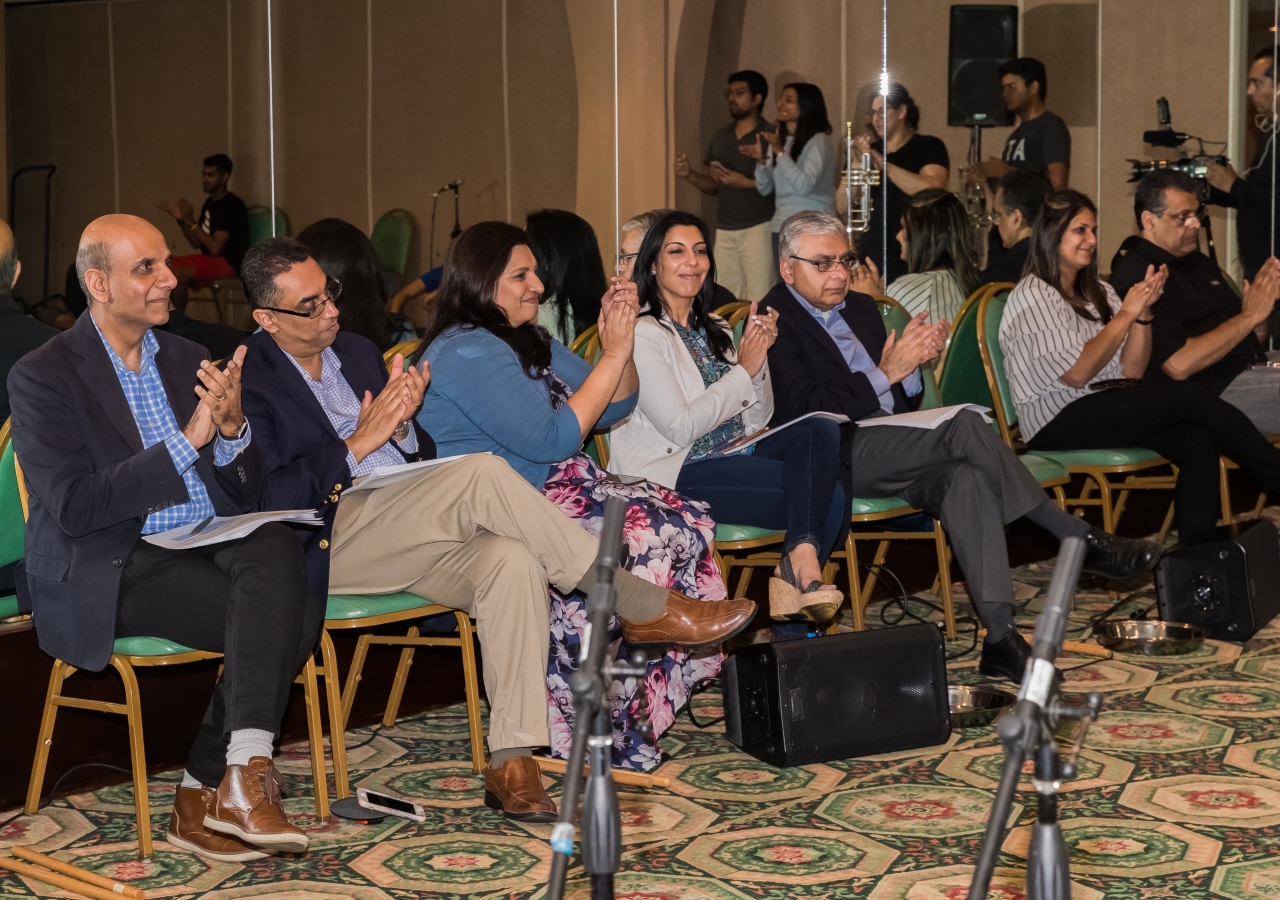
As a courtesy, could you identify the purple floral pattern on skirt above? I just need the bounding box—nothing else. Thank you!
[541,453,726,771]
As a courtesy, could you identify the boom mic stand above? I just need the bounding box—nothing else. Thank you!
[968,536,1103,900]
[547,497,651,900]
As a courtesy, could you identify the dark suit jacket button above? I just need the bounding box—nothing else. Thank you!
[112,558,122,567]
[319,539,330,550]
[328,494,339,503]
[136,516,145,523]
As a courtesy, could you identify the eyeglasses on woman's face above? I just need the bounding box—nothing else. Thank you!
[270,277,343,318]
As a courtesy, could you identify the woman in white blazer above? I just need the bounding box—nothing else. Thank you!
[608,211,845,623]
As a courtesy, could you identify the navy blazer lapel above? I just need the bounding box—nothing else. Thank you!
[154,332,200,429]
[256,334,343,441]
[770,285,850,368]
[70,314,144,453]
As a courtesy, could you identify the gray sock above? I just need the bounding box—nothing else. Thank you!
[180,770,203,789]
[576,568,667,621]
[489,746,533,769]
[1024,500,1091,541]
[226,728,274,767]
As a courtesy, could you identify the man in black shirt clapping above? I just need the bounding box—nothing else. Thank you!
[158,153,251,311]
[1112,169,1280,434]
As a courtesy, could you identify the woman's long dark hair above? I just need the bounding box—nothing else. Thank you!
[1025,190,1111,324]
[778,82,832,163]
[902,188,981,296]
[524,209,606,341]
[296,217,413,352]
[634,211,734,362]
[412,221,552,377]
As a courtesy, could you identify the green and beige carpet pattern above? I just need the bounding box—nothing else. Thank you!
[5,560,1280,899]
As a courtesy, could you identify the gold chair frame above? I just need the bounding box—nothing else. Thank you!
[15,454,345,856]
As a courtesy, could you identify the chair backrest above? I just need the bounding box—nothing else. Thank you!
[569,325,598,357]
[975,287,1019,447]
[248,206,290,246]
[726,303,752,346]
[371,209,416,278]
[712,300,747,321]
[936,283,1011,408]
[875,295,940,411]
[383,338,422,373]
[0,419,25,568]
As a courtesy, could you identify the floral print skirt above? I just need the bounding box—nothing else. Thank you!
[541,453,727,770]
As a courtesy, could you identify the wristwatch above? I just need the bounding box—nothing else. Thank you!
[221,419,249,440]
[392,420,412,441]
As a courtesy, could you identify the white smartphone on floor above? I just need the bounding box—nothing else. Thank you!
[357,788,426,822]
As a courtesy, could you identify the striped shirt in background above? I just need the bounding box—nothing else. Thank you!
[998,275,1125,440]
[886,270,966,324]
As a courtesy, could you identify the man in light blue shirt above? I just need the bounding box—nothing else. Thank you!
[761,210,1162,684]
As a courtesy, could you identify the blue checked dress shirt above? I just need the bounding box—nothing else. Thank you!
[286,346,418,476]
[94,321,252,534]
[786,285,921,416]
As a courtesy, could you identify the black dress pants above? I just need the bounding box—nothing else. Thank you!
[114,523,311,787]
[1027,381,1280,539]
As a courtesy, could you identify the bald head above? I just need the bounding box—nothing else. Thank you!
[0,219,17,293]
[77,214,165,300]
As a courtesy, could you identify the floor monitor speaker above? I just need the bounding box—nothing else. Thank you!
[723,623,950,767]
[948,5,1018,127]
[1156,519,1280,641]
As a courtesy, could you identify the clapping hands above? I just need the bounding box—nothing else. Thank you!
[598,277,639,362]
[737,301,780,377]
[878,312,946,384]
[184,345,248,449]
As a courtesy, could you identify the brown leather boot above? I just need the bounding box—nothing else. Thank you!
[204,757,309,853]
[620,590,755,650]
[167,785,272,862]
[483,756,557,823]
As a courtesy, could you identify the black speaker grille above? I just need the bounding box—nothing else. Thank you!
[948,5,1017,127]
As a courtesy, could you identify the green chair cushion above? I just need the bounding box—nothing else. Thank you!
[0,437,23,569]
[371,210,415,277]
[850,495,911,516]
[112,635,200,657]
[1030,448,1164,468]
[326,592,434,621]
[0,594,19,620]
[715,524,784,543]
[1020,453,1069,483]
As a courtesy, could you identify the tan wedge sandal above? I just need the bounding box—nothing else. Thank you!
[769,554,843,623]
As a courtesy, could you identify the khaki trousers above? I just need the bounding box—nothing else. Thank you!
[714,220,776,302]
[327,454,598,752]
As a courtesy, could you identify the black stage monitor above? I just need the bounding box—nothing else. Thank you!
[948,4,1018,127]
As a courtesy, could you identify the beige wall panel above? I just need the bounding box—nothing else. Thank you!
[373,0,506,271]
[505,0,578,227]
[113,0,229,254]
[7,3,115,302]
[273,0,368,235]
[229,0,273,219]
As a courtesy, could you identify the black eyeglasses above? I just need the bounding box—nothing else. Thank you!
[618,253,638,265]
[789,254,859,273]
[1163,207,1205,227]
[270,277,343,318]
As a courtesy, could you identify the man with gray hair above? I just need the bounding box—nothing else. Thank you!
[0,218,56,424]
[761,210,1161,682]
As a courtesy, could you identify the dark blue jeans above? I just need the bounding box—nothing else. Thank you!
[675,417,845,563]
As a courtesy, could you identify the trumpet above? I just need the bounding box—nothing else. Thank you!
[839,122,880,243]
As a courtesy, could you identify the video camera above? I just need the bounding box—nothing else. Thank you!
[1128,97,1227,199]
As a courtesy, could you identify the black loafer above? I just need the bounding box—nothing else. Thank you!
[1080,528,1161,581]
[978,629,1033,682]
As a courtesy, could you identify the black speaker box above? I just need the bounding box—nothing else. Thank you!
[1156,519,1280,642]
[722,624,950,767]
[948,4,1018,127]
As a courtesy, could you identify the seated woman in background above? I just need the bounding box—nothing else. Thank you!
[854,83,950,284]
[1001,190,1280,540]
[296,217,416,351]
[609,210,847,623]
[887,188,981,323]
[414,221,751,770]
[742,83,836,266]
[525,209,607,346]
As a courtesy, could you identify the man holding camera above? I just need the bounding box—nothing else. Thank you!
[1207,47,1280,282]
[1112,170,1280,434]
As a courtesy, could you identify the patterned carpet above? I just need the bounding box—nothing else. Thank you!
[6,558,1280,900]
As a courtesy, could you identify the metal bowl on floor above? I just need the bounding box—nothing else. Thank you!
[1093,619,1208,656]
[949,684,1017,729]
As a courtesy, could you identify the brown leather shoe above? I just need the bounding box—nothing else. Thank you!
[620,590,755,650]
[483,756,557,823]
[204,758,309,853]
[167,785,272,862]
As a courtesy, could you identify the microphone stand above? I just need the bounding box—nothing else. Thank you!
[450,184,462,239]
[547,497,651,900]
[968,536,1103,900]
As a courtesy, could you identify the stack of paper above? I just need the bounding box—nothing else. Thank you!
[143,509,323,550]
[856,404,992,430]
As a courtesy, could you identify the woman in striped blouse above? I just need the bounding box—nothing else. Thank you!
[886,188,980,323]
[1000,190,1280,538]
